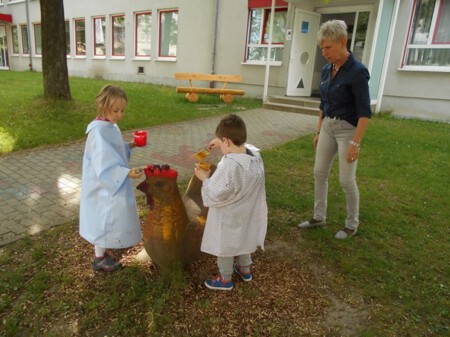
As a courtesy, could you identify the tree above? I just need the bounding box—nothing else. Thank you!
[40,0,71,100]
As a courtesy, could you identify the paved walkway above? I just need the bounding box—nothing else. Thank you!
[0,109,317,246]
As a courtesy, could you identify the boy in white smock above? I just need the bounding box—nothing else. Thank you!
[194,114,268,290]
[79,85,143,272]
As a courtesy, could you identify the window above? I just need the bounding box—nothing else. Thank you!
[34,23,41,55]
[11,26,19,54]
[135,11,151,57]
[403,0,450,69]
[65,21,70,55]
[75,19,86,56]
[246,7,287,63]
[0,25,6,68]
[112,14,125,56]
[21,25,29,54]
[159,10,178,58]
[93,16,106,56]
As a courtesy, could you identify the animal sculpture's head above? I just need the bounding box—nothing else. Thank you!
[136,164,179,209]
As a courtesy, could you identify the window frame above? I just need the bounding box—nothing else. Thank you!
[93,16,106,57]
[11,25,19,54]
[111,14,125,57]
[65,20,70,55]
[20,24,29,55]
[158,9,178,59]
[33,23,41,56]
[74,18,86,57]
[401,0,450,72]
[135,11,152,58]
[245,6,287,65]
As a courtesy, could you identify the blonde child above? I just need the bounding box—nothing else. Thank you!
[79,85,143,272]
[194,114,268,290]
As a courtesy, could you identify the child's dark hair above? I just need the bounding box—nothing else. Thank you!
[215,114,247,146]
[96,85,128,118]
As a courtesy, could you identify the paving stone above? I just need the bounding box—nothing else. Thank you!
[8,223,28,235]
[0,205,15,214]
[0,110,317,246]
[0,226,10,236]
[0,232,25,246]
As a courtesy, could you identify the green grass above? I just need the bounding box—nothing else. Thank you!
[263,114,450,336]
[0,72,449,336]
[0,71,261,154]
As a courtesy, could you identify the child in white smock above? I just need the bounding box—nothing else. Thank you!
[194,114,268,290]
[79,85,143,272]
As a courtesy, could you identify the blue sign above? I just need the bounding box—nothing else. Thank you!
[301,21,309,34]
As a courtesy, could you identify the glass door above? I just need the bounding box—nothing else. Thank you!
[351,11,370,62]
[311,8,372,96]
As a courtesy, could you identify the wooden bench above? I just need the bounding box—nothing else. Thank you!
[174,72,245,104]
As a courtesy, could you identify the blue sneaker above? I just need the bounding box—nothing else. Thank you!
[204,275,233,290]
[234,264,253,282]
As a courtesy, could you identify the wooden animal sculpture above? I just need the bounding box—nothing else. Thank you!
[136,164,214,269]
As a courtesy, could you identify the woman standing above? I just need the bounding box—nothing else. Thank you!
[298,20,371,239]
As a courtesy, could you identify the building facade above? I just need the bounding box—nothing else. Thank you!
[1,0,449,121]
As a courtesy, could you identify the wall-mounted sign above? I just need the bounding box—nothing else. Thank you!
[301,21,309,34]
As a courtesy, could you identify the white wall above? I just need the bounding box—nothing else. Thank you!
[4,0,295,98]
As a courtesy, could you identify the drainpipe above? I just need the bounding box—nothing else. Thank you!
[210,0,220,88]
[25,0,33,71]
[263,0,276,102]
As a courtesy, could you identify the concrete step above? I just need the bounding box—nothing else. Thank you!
[262,101,319,116]
[267,95,321,108]
[265,95,376,116]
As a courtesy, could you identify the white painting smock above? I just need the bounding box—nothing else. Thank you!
[79,120,142,248]
[200,144,268,257]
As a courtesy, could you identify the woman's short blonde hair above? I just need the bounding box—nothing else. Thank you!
[96,85,128,118]
[317,20,348,45]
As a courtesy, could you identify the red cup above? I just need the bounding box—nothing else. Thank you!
[133,131,147,147]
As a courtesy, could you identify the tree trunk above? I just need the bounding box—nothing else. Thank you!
[40,0,71,100]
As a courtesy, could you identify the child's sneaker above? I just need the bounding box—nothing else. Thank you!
[204,275,233,290]
[93,255,121,272]
[234,264,253,282]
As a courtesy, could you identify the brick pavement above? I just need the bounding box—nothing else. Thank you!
[0,109,317,246]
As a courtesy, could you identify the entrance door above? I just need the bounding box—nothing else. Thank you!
[0,25,8,69]
[286,9,319,96]
[311,7,373,95]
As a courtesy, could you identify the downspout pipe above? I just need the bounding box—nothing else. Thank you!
[25,0,33,71]
[263,0,276,102]
[210,0,220,88]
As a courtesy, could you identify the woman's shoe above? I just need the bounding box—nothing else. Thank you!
[298,218,326,229]
[335,228,357,240]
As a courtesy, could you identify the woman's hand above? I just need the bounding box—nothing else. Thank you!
[129,141,136,149]
[313,134,319,149]
[314,115,322,150]
[347,143,359,163]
